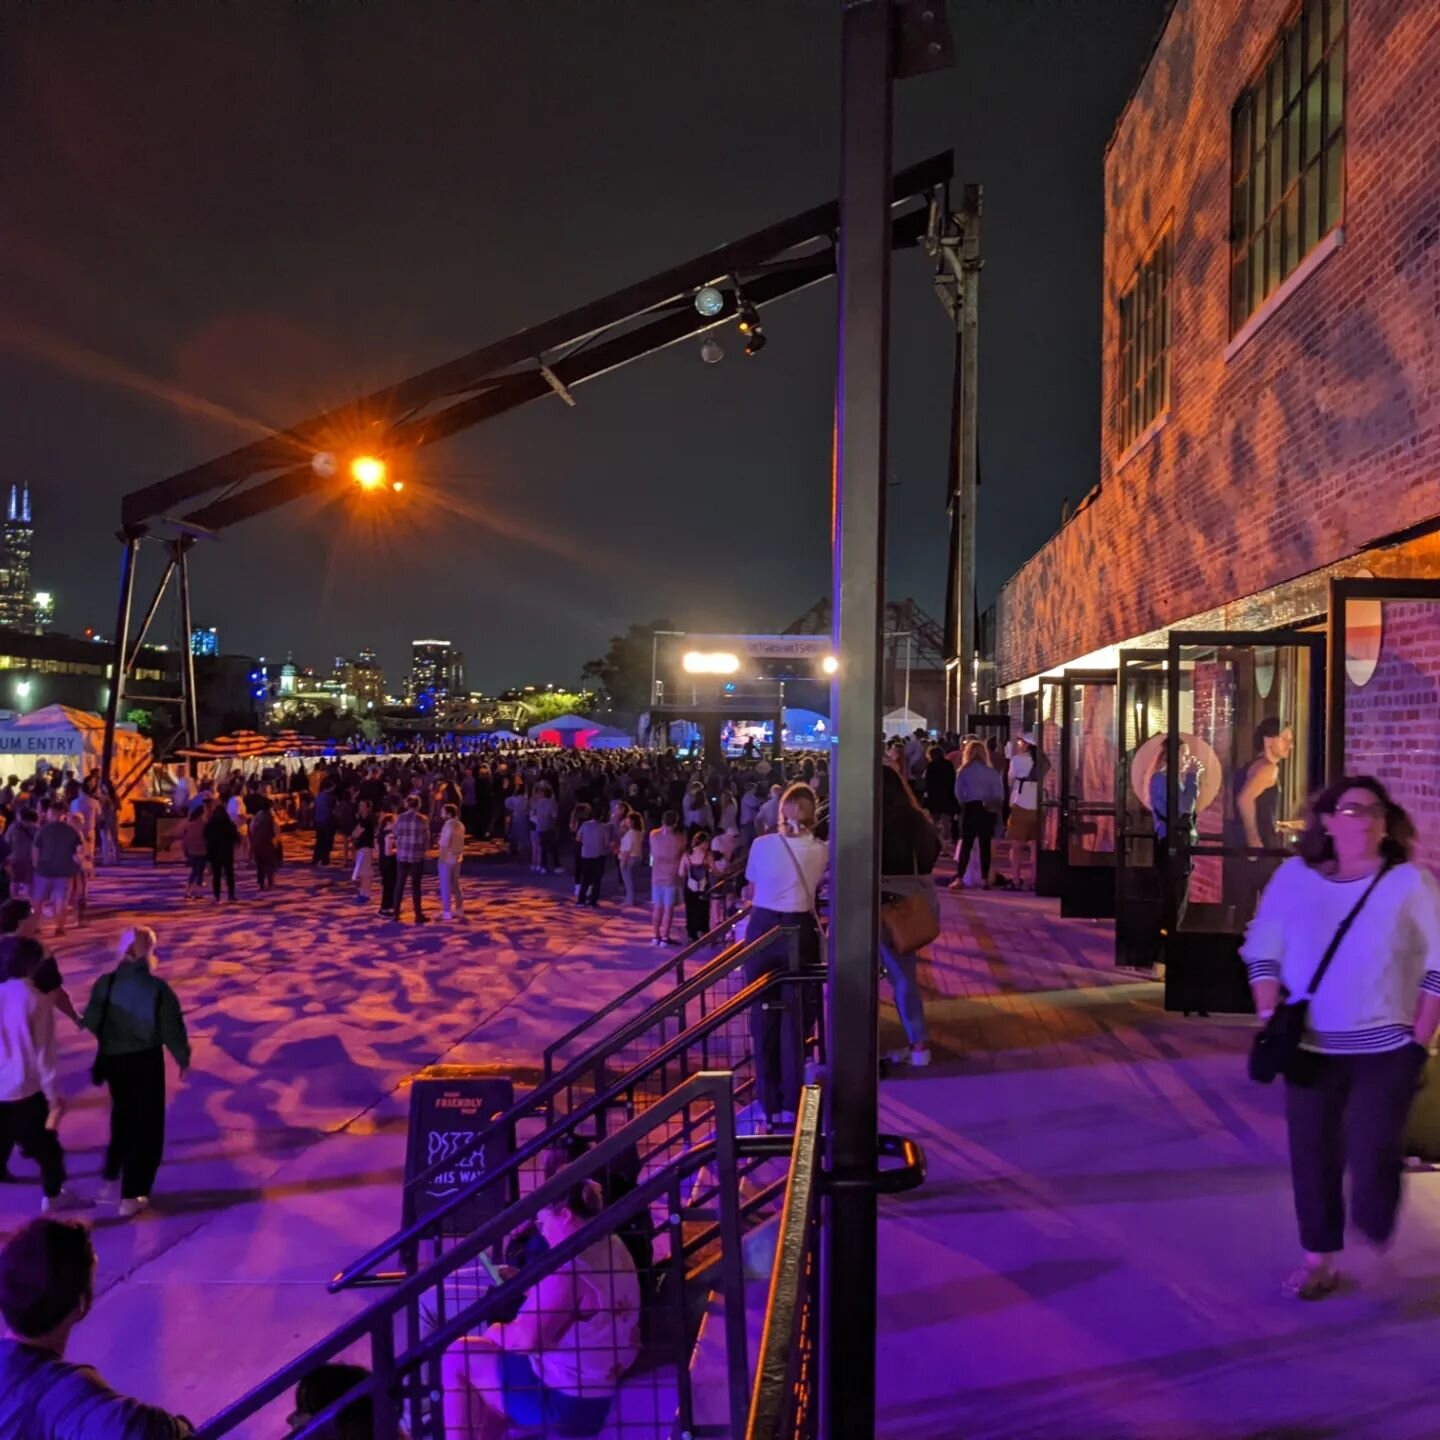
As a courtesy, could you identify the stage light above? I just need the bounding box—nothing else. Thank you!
[737,302,760,335]
[312,451,337,478]
[744,329,767,357]
[391,480,404,493]
[700,338,724,365]
[682,651,740,675]
[350,455,387,490]
[822,655,839,675]
[695,285,725,318]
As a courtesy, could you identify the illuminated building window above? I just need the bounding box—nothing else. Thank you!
[1116,227,1172,453]
[1230,0,1346,332]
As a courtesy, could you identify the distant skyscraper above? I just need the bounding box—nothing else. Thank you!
[191,626,220,656]
[410,638,457,707]
[342,647,385,711]
[0,485,35,633]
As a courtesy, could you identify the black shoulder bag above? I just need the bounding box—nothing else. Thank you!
[1248,865,1389,1085]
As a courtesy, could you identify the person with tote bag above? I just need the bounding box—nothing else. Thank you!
[1242,776,1440,1300]
[82,927,191,1219]
[879,761,942,1069]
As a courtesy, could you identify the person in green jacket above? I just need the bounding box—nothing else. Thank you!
[82,927,190,1219]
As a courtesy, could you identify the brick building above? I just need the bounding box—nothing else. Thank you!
[989,0,1440,996]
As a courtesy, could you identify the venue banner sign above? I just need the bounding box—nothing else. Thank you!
[0,730,84,756]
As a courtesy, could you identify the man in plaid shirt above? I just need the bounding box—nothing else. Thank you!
[391,795,431,924]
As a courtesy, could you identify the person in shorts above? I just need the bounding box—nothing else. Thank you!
[31,805,81,938]
[648,811,686,947]
[1005,735,1040,891]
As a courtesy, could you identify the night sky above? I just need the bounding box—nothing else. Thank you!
[2,0,1169,693]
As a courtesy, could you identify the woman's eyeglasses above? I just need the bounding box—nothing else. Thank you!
[1335,801,1385,819]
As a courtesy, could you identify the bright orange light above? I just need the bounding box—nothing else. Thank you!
[350,455,387,490]
[391,480,404,493]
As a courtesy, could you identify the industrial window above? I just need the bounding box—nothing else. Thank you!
[1230,0,1346,331]
[1116,228,1172,453]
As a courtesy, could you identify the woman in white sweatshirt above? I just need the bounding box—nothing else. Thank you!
[438,803,468,923]
[1243,775,1440,1299]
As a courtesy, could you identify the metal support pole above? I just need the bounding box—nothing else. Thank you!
[125,553,177,673]
[101,534,141,788]
[956,184,982,725]
[824,0,891,1433]
[176,540,201,750]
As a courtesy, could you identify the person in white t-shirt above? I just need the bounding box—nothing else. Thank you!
[744,784,827,1127]
[1005,735,1040,891]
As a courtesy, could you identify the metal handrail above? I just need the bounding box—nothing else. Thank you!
[542,899,754,1077]
[332,945,822,1290]
[396,919,779,1203]
[200,1072,755,1440]
[747,1084,824,1440]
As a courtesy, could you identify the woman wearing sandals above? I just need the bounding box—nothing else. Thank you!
[82,927,191,1218]
[1243,776,1440,1299]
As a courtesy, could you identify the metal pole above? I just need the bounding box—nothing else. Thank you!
[956,184,982,725]
[125,554,177,673]
[101,534,141,788]
[904,633,912,715]
[176,540,201,750]
[824,0,891,1432]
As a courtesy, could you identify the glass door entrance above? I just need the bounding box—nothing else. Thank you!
[1115,650,1168,969]
[1035,677,1064,897]
[1058,668,1118,918]
[1164,629,1325,1013]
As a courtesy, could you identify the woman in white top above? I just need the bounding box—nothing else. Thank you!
[744,783,828,1125]
[617,812,644,907]
[1243,775,1440,1299]
[441,1175,641,1439]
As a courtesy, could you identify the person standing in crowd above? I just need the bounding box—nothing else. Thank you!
[648,811,686,947]
[880,762,942,1068]
[181,798,210,902]
[754,783,783,839]
[531,782,561,874]
[575,807,612,908]
[376,810,399,920]
[67,781,99,921]
[170,766,192,817]
[682,781,714,836]
[438,803,468,923]
[249,797,281,893]
[744,784,827,1127]
[350,799,376,906]
[682,828,713,941]
[1004,734,1040,891]
[0,1219,195,1435]
[32,804,82,938]
[6,807,37,899]
[392,794,430,925]
[83,926,191,1219]
[203,794,240,903]
[951,740,1005,890]
[0,898,80,1032]
[924,743,959,847]
[1242,777,1440,1300]
[709,815,746,929]
[506,783,531,862]
[618,812,645,908]
[312,778,337,867]
[98,780,120,866]
[739,783,763,844]
[1228,716,1296,922]
[0,920,79,1212]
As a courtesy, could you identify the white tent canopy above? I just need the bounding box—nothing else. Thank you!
[883,707,929,738]
[528,713,596,732]
[0,703,151,792]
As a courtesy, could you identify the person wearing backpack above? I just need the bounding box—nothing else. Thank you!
[82,927,191,1219]
[880,762,942,1069]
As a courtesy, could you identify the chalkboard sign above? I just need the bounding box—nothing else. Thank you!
[403,1067,516,1239]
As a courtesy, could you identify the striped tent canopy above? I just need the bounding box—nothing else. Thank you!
[175,730,269,759]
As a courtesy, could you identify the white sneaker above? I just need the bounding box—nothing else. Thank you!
[885,1046,932,1068]
[117,1196,150,1218]
[41,1187,86,1213]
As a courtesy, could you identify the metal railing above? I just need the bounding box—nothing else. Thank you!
[199,1073,779,1440]
[333,942,825,1292]
[747,1084,823,1440]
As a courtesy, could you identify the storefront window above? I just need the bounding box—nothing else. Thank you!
[1230,0,1346,331]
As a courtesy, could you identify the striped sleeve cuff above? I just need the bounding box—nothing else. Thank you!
[1422,972,1440,997]
[1245,958,1282,983]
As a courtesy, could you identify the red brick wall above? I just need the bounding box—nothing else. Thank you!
[996,0,1440,684]
[1343,601,1440,873]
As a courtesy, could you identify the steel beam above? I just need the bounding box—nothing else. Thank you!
[823,0,892,1433]
[101,535,141,787]
[176,540,200,749]
[121,154,952,533]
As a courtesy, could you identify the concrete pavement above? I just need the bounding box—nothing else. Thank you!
[876,887,1440,1440]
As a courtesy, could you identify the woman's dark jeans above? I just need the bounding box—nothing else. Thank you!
[745,909,820,1121]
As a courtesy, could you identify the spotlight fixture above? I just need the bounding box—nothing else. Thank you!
[694,285,726,318]
[700,338,724,365]
[744,329,768,357]
[736,301,761,335]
